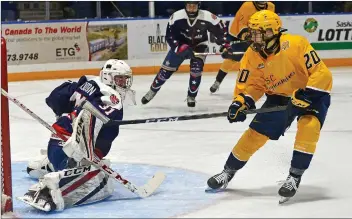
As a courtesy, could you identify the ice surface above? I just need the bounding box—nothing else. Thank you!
[7,67,352,217]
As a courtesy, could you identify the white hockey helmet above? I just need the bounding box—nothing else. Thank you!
[100,59,133,92]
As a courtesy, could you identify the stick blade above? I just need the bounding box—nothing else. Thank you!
[137,171,166,198]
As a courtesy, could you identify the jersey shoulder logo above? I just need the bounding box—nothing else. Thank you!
[257,63,265,69]
[110,94,119,105]
[281,41,290,51]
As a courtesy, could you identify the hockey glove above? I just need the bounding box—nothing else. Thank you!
[219,42,231,53]
[62,110,95,163]
[291,88,312,109]
[221,41,246,61]
[227,94,255,123]
[175,44,194,59]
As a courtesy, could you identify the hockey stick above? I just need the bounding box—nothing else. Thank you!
[194,51,244,56]
[81,100,287,126]
[1,88,165,198]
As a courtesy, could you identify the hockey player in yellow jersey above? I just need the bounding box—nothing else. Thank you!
[209,1,275,93]
[207,10,332,204]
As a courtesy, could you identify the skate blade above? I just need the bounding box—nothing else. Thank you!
[205,187,226,193]
[278,196,290,205]
[17,196,51,212]
[209,89,218,94]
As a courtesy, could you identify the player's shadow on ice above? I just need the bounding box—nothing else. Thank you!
[224,185,334,205]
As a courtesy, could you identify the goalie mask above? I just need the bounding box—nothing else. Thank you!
[100,59,136,104]
[100,59,133,90]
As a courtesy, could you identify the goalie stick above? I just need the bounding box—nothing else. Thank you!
[81,100,287,126]
[1,88,165,198]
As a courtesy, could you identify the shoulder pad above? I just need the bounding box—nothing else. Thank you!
[198,10,220,25]
[91,77,123,110]
[169,9,187,25]
[77,75,88,86]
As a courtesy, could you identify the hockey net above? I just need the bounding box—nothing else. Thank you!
[1,37,13,215]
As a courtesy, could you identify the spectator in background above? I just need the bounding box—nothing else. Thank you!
[344,1,352,12]
[1,1,17,21]
[63,6,75,19]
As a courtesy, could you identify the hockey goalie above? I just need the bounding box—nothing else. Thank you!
[19,59,135,212]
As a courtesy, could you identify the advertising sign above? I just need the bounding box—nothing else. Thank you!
[87,22,128,61]
[2,22,89,65]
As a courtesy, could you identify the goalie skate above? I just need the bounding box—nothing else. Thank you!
[17,187,56,212]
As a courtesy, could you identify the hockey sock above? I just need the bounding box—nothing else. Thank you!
[150,69,173,93]
[216,69,228,83]
[188,74,202,97]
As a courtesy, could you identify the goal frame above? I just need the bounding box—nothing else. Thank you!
[1,36,13,213]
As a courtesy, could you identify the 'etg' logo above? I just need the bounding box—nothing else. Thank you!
[56,43,80,57]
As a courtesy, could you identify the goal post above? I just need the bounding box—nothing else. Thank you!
[1,36,13,214]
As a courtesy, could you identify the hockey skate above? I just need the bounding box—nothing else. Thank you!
[18,186,57,212]
[210,81,221,94]
[186,96,196,107]
[141,89,157,104]
[278,174,301,204]
[206,168,236,192]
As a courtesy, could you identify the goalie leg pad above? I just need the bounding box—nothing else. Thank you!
[59,164,114,208]
[27,150,55,179]
[43,172,65,211]
[20,161,114,212]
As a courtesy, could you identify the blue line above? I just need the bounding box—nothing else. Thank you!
[2,12,352,25]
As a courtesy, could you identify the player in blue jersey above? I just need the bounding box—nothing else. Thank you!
[20,59,135,212]
[141,1,227,107]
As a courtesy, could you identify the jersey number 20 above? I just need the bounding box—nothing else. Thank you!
[304,50,321,70]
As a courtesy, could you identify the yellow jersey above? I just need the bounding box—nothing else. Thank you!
[229,2,275,40]
[234,34,333,102]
